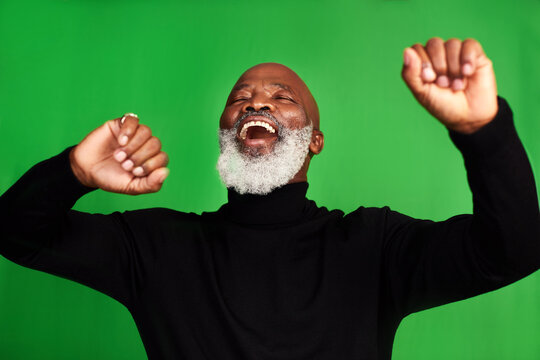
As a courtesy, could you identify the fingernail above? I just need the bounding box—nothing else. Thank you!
[132,166,144,176]
[122,159,134,171]
[422,66,436,81]
[452,78,464,91]
[403,50,410,66]
[114,151,127,162]
[159,168,170,183]
[119,135,128,146]
[462,63,473,76]
[437,75,450,88]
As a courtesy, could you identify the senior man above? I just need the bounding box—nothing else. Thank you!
[1,37,539,360]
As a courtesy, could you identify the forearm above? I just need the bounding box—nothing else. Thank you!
[0,146,95,262]
[384,96,540,316]
[450,95,540,275]
[0,148,142,305]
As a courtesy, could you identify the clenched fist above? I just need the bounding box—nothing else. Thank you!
[402,37,498,134]
[69,114,169,195]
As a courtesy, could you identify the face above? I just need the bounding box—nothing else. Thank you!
[220,63,318,156]
[217,63,324,194]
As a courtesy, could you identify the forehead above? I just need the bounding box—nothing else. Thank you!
[233,65,306,94]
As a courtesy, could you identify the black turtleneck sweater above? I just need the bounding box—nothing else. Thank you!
[1,96,539,360]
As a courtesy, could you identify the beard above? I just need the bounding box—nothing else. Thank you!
[216,123,313,195]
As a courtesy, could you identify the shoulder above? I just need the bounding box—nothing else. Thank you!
[343,205,393,225]
[116,207,204,233]
[341,205,430,236]
[121,207,200,220]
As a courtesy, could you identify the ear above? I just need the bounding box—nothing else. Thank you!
[309,130,324,155]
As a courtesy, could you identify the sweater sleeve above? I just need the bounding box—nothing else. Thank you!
[383,96,540,317]
[0,147,143,308]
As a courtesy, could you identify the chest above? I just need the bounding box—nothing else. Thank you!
[139,221,385,359]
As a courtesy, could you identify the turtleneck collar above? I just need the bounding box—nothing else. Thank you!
[220,182,311,225]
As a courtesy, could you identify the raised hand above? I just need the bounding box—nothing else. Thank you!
[401,37,499,134]
[69,114,169,195]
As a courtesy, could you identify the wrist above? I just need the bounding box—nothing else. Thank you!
[448,96,516,159]
[447,120,491,134]
[69,146,97,188]
[447,103,499,135]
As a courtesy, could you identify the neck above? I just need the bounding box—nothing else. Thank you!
[222,182,310,225]
[287,156,310,184]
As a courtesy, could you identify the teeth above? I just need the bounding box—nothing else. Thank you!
[239,120,276,140]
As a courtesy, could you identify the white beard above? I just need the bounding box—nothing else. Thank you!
[216,124,313,195]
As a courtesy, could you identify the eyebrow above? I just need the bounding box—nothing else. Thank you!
[231,82,295,93]
[232,83,252,91]
[270,83,294,93]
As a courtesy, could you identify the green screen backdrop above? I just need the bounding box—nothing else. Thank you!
[1,0,539,359]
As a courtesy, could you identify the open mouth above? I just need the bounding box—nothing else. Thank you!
[237,116,278,147]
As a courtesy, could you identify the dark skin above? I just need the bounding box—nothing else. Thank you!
[70,37,497,194]
[219,62,324,184]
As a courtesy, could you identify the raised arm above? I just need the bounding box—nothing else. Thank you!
[0,114,169,306]
[384,38,540,317]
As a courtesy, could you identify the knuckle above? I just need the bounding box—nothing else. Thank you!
[161,152,169,166]
[426,37,443,48]
[139,125,152,138]
[149,136,162,149]
[412,43,424,52]
[146,152,168,170]
[445,38,461,47]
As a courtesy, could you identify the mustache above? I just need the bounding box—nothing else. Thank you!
[233,110,282,132]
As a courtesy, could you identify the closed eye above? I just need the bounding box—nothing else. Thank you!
[275,96,295,103]
[231,98,247,104]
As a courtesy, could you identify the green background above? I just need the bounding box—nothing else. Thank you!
[1,0,539,358]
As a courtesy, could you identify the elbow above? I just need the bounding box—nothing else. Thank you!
[504,222,540,276]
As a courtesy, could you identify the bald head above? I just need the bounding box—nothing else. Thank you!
[218,62,324,190]
[233,63,320,129]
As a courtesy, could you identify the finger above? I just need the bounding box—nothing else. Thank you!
[444,38,463,79]
[130,167,170,194]
[460,38,484,76]
[146,167,170,192]
[412,43,437,82]
[113,124,152,162]
[124,136,162,173]
[425,37,450,88]
[133,151,169,177]
[117,113,140,146]
[402,47,426,96]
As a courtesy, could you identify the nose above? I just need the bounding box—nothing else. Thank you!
[243,93,274,113]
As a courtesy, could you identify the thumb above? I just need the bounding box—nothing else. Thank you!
[135,167,170,194]
[147,167,170,192]
[401,47,425,96]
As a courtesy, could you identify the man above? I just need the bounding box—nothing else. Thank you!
[1,37,539,359]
